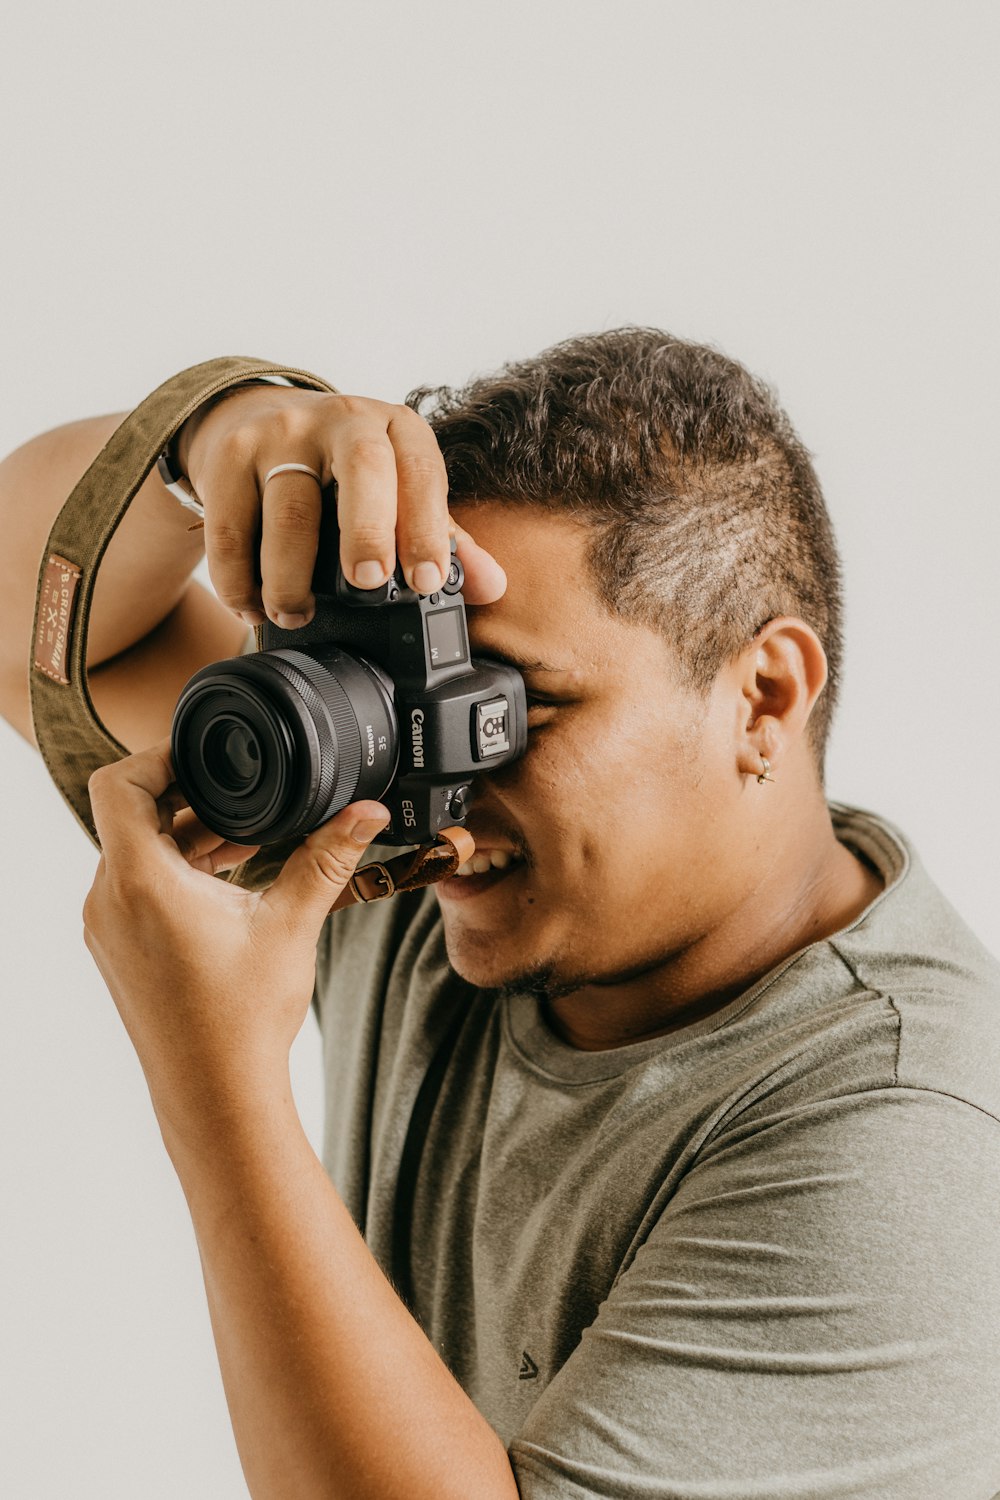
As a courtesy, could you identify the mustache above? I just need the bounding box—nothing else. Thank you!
[461,810,531,863]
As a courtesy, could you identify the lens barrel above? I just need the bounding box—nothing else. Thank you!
[171,647,398,845]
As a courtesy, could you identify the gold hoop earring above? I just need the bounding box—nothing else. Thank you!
[756,756,776,785]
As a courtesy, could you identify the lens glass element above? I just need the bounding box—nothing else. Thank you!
[202,716,264,795]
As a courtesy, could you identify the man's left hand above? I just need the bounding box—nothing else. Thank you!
[83,737,390,1143]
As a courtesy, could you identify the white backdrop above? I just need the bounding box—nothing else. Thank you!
[2,3,998,1496]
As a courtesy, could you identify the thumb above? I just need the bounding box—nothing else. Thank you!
[263,801,392,934]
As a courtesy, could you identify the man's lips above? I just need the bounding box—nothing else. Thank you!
[453,847,524,877]
[437,823,528,899]
[437,857,525,900]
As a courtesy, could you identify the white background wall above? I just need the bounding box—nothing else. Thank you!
[1,3,997,1496]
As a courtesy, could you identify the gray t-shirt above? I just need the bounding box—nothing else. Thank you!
[312,805,1000,1499]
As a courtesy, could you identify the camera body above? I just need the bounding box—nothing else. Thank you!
[171,505,527,849]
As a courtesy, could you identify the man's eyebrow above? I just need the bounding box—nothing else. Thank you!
[474,645,573,674]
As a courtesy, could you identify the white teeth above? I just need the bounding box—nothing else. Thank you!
[453,849,521,877]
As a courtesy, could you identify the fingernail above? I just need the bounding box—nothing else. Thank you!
[276,612,308,630]
[350,814,391,846]
[354,560,386,588]
[412,561,442,594]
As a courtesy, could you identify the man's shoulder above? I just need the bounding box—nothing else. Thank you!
[827,803,1000,1122]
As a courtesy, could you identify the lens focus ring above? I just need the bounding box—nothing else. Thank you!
[263,650,362,828]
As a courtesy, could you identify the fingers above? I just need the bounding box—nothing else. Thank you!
[89,743,258,879]
[171,809,260,874]
[327,417,399,589]
[259,470,323,627]
[192,389,506,632]
[202,430,268,625]
[262,801,391,936]
[386,407,451,593]
[206,454,327,629]
[450,519,508,606]
[88,740,179,864]
[326,404,453,595]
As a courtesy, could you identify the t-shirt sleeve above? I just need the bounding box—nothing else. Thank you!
[507,1086,1000,1500]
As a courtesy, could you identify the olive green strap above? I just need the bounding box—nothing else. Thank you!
[29,357,338,872]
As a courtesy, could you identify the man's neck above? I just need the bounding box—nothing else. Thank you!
[542,809,885,1052]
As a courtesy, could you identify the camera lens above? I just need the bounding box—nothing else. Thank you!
[203,717,263,795]
[171,647,398,846]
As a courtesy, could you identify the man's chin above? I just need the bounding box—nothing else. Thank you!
[435,884,588,1002]
[440,923,577,1005]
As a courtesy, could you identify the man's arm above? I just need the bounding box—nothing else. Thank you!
[0,384,505,753]
[174,1077,520,1500]
[4,373,514,1494]
[0,411,239,747]
[83,742,520,1500]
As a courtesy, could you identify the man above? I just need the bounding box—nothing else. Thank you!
[2,328,998,1499]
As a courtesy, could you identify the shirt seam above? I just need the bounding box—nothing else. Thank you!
[887,992,903,1087]
[827,936,1000,1126]
[828,935,903,1084]
[883,1082,1000,1130]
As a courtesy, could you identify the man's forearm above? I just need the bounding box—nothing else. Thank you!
[0,412,205,688]
[165,1077,519,1500]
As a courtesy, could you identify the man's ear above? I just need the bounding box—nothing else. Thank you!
[733,616,828,777]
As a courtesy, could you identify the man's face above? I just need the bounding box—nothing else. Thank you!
[436,502,754,1012]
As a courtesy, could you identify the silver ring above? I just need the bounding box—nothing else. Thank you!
[262,463,323,486]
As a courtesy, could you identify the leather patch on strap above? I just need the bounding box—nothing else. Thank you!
[33,554,82,685]
[329,825,476,912]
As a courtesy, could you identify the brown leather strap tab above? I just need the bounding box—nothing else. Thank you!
[329,826,476,912]
[28,358,338,864]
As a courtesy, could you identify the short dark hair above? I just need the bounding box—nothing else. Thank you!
[406,326,844,773]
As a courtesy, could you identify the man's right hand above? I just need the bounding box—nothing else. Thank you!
[178,384,508,630]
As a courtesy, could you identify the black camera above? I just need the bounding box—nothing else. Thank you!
[170,505,527,848]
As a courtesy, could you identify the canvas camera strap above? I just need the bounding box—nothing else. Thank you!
[29,357,474,900]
